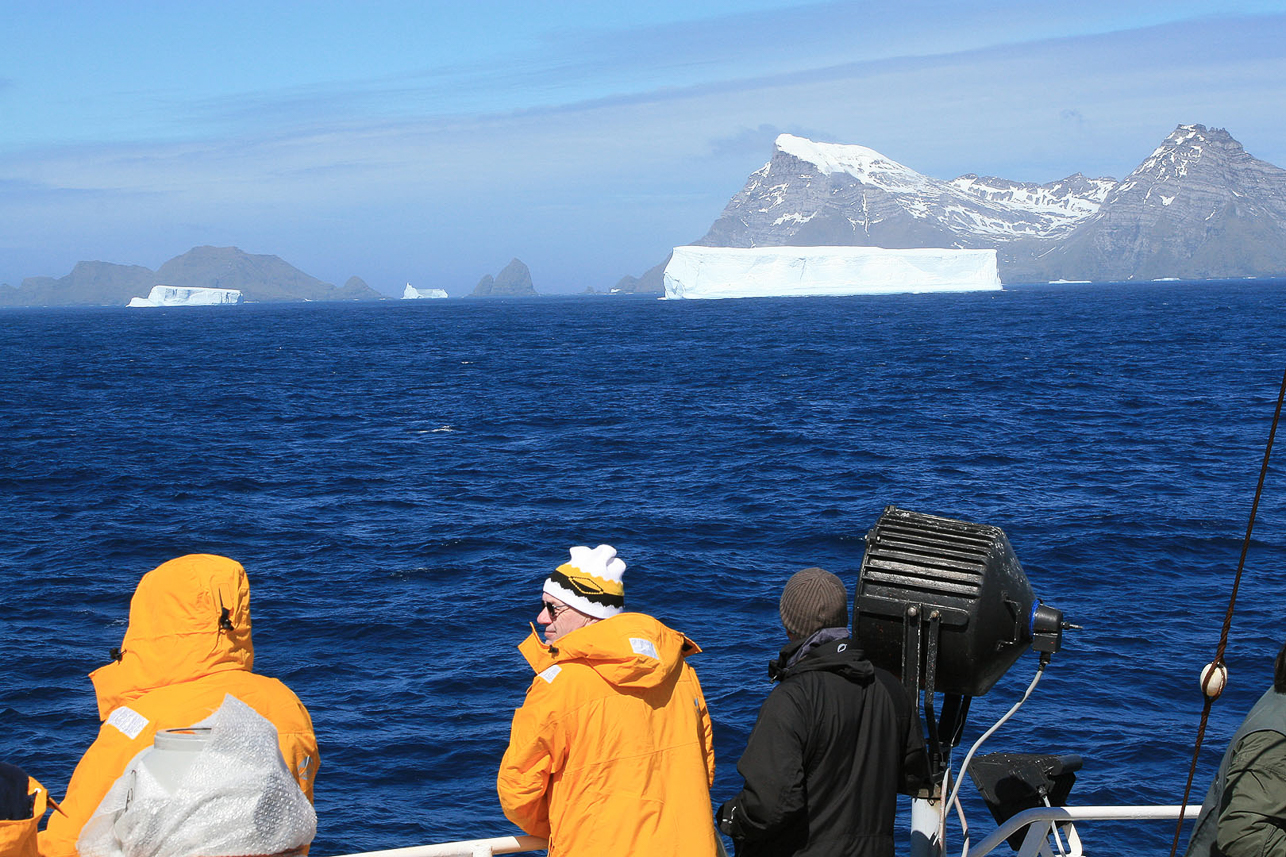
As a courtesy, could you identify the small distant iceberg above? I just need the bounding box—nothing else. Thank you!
[128,285,243,307]
[663,246,1002,299]
[403,283,448,300]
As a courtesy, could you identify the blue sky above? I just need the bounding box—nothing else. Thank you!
[3,1,1286,295]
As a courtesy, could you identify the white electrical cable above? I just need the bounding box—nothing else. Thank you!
[945,663,1048,833]
[955,779,973,857]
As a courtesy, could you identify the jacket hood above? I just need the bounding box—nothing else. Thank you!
[770,632,875,684]
[90,554,254,719]
[518,612,700,690]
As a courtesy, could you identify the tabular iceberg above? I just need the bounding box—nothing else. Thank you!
[128,286,244,307]
[662,246,1002,299]
[403,283,449,300]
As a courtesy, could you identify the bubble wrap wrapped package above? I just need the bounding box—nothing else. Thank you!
[78,695,316,857]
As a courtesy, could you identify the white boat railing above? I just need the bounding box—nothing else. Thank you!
[330,804,1190,857]
[336,835,547,857]
[966,805,1189,857]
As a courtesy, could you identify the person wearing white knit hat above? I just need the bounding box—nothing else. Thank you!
[536,544,627,644]
[499,544,719,857]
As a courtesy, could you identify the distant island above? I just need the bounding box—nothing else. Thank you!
[471,258,537,297]
[0,247,551,307]
[0,246,383,307]
[616,123,1286,292]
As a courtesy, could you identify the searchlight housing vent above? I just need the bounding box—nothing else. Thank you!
[855,506,1056,698]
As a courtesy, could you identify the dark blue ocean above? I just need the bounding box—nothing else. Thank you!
[5,281,1286,856]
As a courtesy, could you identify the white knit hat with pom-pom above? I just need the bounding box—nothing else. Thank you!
[544,544,626,619]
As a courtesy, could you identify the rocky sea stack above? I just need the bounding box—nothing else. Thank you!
[472,259,537,297]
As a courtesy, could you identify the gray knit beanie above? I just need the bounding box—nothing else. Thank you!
[780,567,849,639]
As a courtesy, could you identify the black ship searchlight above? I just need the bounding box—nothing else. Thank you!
[853,506,1072,785]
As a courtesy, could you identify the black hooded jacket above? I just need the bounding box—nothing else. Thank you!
[720,631,928,857]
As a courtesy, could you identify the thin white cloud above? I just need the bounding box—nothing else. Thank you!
[65,4,1284,143]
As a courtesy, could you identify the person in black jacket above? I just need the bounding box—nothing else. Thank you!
[717,567,928,857]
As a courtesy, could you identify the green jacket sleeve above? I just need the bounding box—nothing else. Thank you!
[1217,729,1286,857]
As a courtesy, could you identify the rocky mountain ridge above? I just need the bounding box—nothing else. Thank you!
[670,124,1286,285]
[0,246,383,306]
[699,133,1119,253]
[1007,125,1286,282]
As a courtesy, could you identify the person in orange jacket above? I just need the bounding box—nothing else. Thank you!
[1,764,47,857]
[39,554,319,857]
[497,544,718,857]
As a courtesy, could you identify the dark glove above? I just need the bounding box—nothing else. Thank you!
[716,799,737,836]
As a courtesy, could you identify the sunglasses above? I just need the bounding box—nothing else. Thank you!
[539,601,568,620]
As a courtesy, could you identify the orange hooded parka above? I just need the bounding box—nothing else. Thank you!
[38,555,319,857]
[497,612,717,857]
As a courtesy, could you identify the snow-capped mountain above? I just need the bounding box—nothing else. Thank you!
[699,133,1116,251]
[1011,125,1286,282]
[692,126,1286,283]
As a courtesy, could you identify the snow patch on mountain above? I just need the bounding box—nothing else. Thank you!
[775,134,939,199]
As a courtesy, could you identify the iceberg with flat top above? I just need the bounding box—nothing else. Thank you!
[128,286,243,307]
[402,283,448,300]
[662,246,1002,299]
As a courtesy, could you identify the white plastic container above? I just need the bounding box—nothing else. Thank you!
[137,728,211,794]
